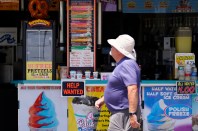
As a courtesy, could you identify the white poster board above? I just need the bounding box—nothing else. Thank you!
[18,83,68,131]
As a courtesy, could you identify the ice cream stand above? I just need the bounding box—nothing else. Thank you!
[14,79,198,131]
[15,0,198,130]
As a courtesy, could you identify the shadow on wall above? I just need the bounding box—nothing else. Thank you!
[0,83,18,130]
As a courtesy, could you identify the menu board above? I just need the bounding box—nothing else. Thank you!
[70,47,93,67]
[122,0,198,13]
[67,0,96,72]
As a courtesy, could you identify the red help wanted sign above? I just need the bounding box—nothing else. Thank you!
[61,80,85,97]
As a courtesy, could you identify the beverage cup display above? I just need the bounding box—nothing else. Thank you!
[85,71,91,79]
[70,70,76,79]
[76,73,82,79]
[29,126,57,131]
[76,70,82,75]
[93,72,98,79]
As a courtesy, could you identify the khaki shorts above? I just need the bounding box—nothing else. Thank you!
[108,106,142,131]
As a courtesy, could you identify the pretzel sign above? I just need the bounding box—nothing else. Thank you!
[28,0,49,19]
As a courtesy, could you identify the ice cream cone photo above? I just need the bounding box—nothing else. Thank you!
[28,92,59,131]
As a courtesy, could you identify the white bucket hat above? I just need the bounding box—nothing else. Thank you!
[107,34,136,60]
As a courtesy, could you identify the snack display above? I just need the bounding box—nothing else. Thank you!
[147,99,175,131]
[29,92,59,131]
[72,96,100,131]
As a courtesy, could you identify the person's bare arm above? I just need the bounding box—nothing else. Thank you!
[95,96,105,110]
[128,85,138,112]
[128,84,140,128]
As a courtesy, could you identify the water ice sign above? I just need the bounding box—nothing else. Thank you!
[61,80,85,97]
[176,81,196,94]
[144,86,192,131]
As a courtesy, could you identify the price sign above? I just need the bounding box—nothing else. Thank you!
[176,81,196,94]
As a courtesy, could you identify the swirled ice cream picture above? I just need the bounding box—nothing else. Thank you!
[147,99,175,131]
[72,96,100,131]
[29,92,59,131]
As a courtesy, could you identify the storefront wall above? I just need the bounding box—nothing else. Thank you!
[16,80,198,131]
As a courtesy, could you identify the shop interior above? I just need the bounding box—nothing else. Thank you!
[1,8,198,82]
[2,12,198,82]
[1,2,198,130]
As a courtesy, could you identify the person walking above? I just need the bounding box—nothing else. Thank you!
[95,34,141,131]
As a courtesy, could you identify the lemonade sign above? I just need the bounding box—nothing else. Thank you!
[174,53,195,79]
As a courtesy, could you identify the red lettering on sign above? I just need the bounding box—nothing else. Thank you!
[63,89,83,94]
[66,82,79,88]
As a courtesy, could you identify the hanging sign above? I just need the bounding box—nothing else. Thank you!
[67,0,96,73]
[176,81,196,94]
[61,80,85,97]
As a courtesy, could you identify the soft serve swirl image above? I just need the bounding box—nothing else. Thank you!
[29,92,59,130]
[147,99,175,131]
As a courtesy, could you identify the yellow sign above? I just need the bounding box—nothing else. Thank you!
[68,85,110,131]
[28,19,51,27]
[26,61,52,80]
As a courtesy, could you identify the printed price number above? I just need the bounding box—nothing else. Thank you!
[185,60,194,65]
[176,81,196,94]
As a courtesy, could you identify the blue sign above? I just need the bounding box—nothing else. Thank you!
[144,86,192,131]
[122,0,198,13]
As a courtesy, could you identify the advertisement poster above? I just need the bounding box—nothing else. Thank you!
[68,85,110,131]
[0,0,19,10]
[192,87,198,131]
[26,61,52,80]
[143,86,192,131]
[122,0,198,13]
[0,27,17,45]
[174,53,195,79]
[18,84,68,131]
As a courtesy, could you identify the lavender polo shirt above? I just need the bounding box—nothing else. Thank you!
[104,57,141,113]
